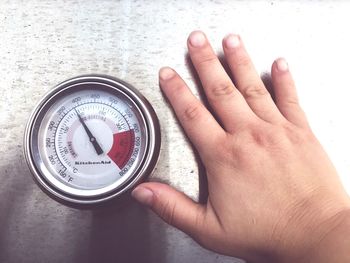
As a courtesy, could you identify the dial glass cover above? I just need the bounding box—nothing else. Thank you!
[25,76,160,205]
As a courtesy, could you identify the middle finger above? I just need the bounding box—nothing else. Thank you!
[187,31,256,132]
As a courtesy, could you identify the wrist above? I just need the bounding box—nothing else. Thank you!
[269,193,350,263]
[298,206,350,263]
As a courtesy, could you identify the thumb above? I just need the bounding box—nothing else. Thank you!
[131,182,205,237]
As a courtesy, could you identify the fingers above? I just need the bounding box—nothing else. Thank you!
[161,31,309,135]
[271,58,309,128]
[131,182,205,238]
[187,31,257,132]
[159,67,225,154]
[222,34,283,123]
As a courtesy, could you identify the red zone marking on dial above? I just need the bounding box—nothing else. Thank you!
[107,130,135,169]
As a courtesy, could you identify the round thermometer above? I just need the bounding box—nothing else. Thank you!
[24,75,160,206]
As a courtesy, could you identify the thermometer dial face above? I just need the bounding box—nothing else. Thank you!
[24,75,160,206]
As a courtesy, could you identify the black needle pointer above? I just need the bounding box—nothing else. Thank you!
[75,109,104,155]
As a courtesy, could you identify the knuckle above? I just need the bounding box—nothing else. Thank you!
[283,123,315,145]
[243,84,269,100]
[251,130,277,148]
[196,54,218,68]
[284,96,299,106]
[182,103,203,122]
[235,54,251,68]
[242,123,285,149]
[189,207,206,239]
[159,200,176,226]
[242,122,314,149]
[209,81,235,98]
[216,133,246,168]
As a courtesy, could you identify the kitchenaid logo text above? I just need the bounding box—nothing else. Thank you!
[75,160,111,165]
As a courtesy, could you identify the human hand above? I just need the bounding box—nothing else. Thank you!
[131,31,350,262]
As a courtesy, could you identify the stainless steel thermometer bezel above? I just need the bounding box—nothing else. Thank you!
[24,75,161,206]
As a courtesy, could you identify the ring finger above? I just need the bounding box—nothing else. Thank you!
[223,34,284,123]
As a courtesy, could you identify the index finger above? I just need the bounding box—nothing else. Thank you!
[159,67,225,155]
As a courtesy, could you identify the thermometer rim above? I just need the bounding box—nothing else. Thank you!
[24,74,161,206]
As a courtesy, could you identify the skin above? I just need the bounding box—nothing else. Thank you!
[131,31,350,262]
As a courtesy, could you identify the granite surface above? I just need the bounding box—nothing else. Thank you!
[1,1,349,262]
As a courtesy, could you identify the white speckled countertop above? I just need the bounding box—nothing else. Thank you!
[0,1,349,262]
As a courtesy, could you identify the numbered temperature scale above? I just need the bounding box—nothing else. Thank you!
[24,75,160,206]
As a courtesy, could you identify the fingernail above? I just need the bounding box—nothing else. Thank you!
[276,58,289,72]
[132,186,154,206]
[159,67,175,80]
[225,34,240,48]
[189,31,206,47]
